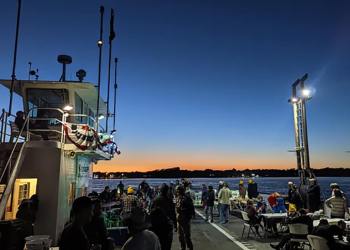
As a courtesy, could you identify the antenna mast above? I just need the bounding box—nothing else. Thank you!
[8,0,22,116]
[96,6,104,131]
[106,8,116,132]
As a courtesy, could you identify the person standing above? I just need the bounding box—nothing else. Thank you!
[307,178,321,212]
[99,186,111,203]
[122,209,161,250]
[175,185,194,250]
[325,189,348,218]
[217,181,224,217]
[151,184,176,250]
[201,184,208,208]
[218,182,231,224]
[117,181,125,194]
[289,184,303,210]
[238,180,246,199]
[59,197,92,250]
[122,187,140,215]
[205,185,215,222]
[247,179,258,199]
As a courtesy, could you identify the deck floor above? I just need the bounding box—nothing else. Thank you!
[116,208,281,250]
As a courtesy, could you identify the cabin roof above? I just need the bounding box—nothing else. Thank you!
[0,79,107,115]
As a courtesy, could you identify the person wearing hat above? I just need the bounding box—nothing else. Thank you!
[122,208,161,250]
[330,183,349,206]
[217,181,224,217]
[307,178,321,212]
[122,186,140,214]
[247,179,258,199]
[59,196,93,250]
[218,182,232,224]
[238,180,246,199]
[288,184,303,211]
[325,189,348,218]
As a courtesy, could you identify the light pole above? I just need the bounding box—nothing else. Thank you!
[289,73,314,185]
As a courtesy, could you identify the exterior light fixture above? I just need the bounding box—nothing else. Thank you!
[98,115,105,120]
[97,40,103,46]
[291,97,299,103]
[302,88,311,98]
[63,105,73,111]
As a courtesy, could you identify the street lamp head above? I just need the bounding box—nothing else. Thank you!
[302,88,311,98]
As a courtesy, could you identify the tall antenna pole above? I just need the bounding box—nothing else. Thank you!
[113,57,118,131]
[106,8,116,132]
[8,0,22,116]
[96,6,104,131]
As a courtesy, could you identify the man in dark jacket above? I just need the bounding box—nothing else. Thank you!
[247,179,258,199]
[289,184,303,210]
[205,186,215,222]
[176,185,194,250]
[307,178,321,212]
[151,184,176,250]
[99,186,111,203]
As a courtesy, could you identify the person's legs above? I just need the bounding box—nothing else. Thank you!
[223,204,229,223]
[219,204,225,223]
[183,221,193,250]
[209,206,214,222]
[217,203,221,217]
[205,205,209,221]
[178,222,186,250]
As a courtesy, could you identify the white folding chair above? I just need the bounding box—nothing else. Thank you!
[307,235,330,250]
[288,223,310,249]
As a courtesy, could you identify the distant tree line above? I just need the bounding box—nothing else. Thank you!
[93,167,350,179]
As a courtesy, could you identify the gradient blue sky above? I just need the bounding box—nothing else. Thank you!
[1,0,350,172]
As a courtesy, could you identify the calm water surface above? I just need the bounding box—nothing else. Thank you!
[91,176,350,200]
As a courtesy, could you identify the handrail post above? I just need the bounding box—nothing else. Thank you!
[0,109,5,143]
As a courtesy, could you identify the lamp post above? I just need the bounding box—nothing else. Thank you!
[289,73,313,184]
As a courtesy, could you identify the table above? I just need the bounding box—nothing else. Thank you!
[313,218,350,227]
[261,213,288,220]
[261,213,288,239]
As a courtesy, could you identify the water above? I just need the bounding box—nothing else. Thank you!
[91,176,350,200]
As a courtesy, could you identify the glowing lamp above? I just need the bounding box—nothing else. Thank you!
[302,88,311,98]
[63,105,73,111]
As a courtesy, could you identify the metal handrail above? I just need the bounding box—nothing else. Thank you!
[0,116,29,183]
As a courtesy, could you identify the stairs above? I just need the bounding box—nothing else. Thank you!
[0,142,27,218]
[0,143,23,185]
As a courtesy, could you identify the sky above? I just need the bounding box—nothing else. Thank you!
[1,0,350,172]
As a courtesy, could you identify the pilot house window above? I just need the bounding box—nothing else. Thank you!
[27,88,69,119]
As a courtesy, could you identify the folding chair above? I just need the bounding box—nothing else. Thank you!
[288,223,311,249]
[241,211,261,238]
[307,235,330,250]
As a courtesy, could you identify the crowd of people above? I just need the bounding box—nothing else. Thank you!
[57,178,349,250]
[1,177,349,250]
[59,179,195,250]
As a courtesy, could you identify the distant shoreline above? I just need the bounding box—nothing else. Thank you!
[93,167,350,179]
